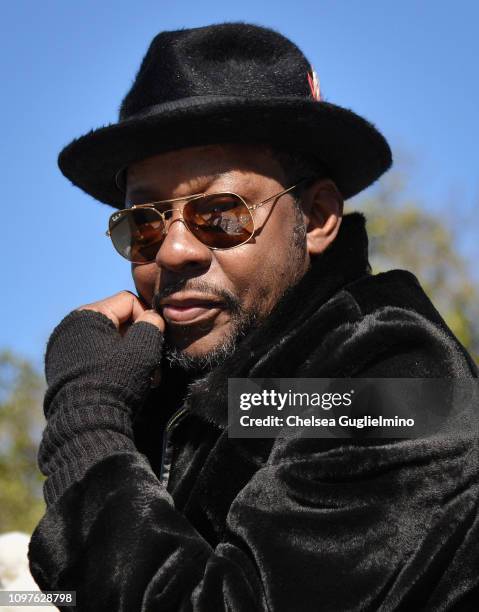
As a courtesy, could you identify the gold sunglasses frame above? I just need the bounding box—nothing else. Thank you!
[106,178,311,262]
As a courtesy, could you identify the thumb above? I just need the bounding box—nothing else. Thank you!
[133,308,166,334]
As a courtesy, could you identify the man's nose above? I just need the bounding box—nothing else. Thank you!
[154,211,212,273]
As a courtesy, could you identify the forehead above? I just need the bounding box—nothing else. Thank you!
[125,143,285,202]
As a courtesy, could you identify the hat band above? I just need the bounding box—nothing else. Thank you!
[121,93,316,123]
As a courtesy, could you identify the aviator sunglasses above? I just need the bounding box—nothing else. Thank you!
[106,178,312,264]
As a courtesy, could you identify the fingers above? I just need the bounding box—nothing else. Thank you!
[77,291,166,335]
[77,290,147,330]
[133,309,166,334]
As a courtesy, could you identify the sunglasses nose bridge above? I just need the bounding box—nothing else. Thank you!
[158,207,187,234]
[152,211,215,271]
[157,206,183,218]
[158,204,213,255]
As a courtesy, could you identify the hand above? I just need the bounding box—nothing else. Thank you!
[40,292,167,505]
[77,290,165,388]
[77,290,165,335]
[44,291,166,419]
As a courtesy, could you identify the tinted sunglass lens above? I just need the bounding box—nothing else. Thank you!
[184,194,254,248]
[109,208,165,263]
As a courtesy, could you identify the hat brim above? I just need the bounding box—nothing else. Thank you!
[58,96,392,208]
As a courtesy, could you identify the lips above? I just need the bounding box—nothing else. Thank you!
[160,297,225,324]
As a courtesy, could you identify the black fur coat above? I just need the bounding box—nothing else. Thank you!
[29,212,479,611]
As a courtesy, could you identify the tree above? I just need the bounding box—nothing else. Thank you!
[357,171,479,363]
[0,350,46,533]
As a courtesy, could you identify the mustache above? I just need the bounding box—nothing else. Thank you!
[151,279,242,314]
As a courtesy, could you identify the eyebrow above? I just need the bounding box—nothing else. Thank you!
[126,173,228,206]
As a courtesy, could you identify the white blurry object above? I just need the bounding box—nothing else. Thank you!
[0,532,55,610]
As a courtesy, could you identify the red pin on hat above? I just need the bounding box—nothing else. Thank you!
[307,68,321,101]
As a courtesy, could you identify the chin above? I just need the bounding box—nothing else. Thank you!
[165,322,232,356]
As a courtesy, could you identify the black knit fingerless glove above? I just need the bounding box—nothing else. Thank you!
[38,309,164,506]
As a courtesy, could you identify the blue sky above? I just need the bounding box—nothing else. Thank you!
[2,0,478,367]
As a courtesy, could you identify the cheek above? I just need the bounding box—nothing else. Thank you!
[216,213,304,311]
[256,207,304,270]
[132,264,158,301]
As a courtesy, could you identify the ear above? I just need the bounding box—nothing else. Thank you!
[302,179,344,256]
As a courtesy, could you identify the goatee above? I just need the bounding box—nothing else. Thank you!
[152,279,260,374]
[163,308,259,373]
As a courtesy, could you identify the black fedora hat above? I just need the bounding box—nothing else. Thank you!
[58,22,392,209]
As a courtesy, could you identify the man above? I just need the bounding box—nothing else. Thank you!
[28,22,479,611]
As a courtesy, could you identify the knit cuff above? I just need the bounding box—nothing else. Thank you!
[39,401,139,505]
[42,436,138,506]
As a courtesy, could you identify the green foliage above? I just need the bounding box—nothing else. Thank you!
[358,173,479,362]
[0,350,46,533]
